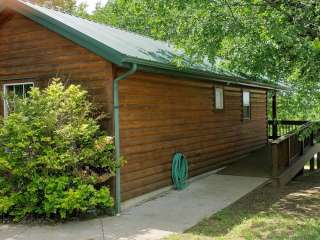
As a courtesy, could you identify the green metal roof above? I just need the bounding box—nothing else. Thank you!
[1,0,281,90]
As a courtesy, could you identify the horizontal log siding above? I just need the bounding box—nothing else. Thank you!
[0,11,114,131]
[119,72,267,200]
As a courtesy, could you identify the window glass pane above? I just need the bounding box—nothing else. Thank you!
[24,84,33,97]
[242,91,251,119]
[215,88,224,109]
[243,106,250,119]
[6,86,14,97]
[4,87,14,116]
[14,85,24,97]
[243,91,250,106]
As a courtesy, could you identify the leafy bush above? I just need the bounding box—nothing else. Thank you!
[0,80,116,221]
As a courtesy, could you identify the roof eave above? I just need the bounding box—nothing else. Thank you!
[123,58,282,90]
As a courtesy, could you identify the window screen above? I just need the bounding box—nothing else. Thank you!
[243,91,251,119]
[215,87,224,110]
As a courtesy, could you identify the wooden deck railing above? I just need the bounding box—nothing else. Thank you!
[268,120,308,139]
[270,121,317,178]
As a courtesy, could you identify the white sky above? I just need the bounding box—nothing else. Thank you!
[76,0,109,13]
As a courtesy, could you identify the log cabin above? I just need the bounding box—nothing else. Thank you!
[0,0,283,212]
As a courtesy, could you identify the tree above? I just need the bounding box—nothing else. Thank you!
[28,0,88,15]
[91,0,320,120]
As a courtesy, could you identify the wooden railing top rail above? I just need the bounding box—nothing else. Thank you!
[267,120,314,140]
[270,121,312,145]
[268,120,308,125]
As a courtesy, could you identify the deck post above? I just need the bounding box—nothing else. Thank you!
[310,156,315,171]
[300,139,305,155]
[288,135,291,166]
[272,92,278,140]
[297,168,304,177]
[271,142,279,178]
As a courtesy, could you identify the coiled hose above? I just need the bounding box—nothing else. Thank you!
[172,152,189,190]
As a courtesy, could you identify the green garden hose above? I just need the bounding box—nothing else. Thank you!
[172,152,189,190]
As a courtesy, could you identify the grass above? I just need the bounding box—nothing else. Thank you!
[165,171,320,240]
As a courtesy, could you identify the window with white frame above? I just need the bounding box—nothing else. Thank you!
[214,87,224,110]
[3,82,34,116]
[242,90,251,119]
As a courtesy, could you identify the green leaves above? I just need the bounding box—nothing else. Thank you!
[41,176,113,219]
[30,0,80,14]
[0,196,14,215]
[0,80,115,221]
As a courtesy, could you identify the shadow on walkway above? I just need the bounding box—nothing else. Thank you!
[217,145,272,178]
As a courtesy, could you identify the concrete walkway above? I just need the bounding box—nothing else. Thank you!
[0,173,268,240]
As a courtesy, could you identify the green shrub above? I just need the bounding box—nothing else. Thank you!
[0,79,116,221]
